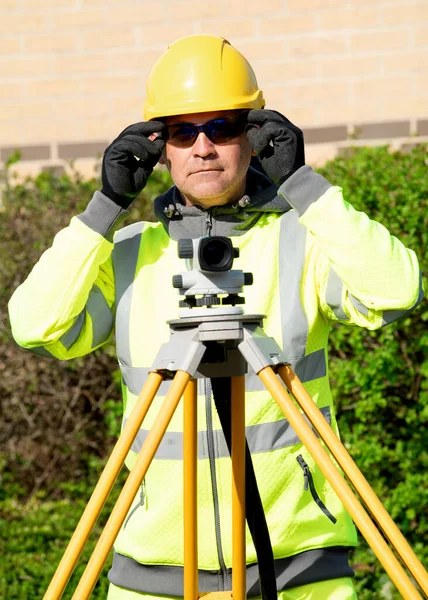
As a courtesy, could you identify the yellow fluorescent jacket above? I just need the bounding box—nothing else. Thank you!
[8,167,423,594]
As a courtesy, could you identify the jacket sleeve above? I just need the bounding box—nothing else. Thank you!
[278,166,424,329]
[8,192,128,360]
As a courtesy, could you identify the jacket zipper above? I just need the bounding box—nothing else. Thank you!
[205,210,213,236]
[205,379,230,589]
[296,455,337,524]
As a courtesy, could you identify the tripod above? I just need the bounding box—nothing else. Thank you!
[43,238,428,600]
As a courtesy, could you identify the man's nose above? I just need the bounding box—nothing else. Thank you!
[192,132,216,156]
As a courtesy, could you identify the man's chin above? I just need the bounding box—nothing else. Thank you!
[183,184,234,208]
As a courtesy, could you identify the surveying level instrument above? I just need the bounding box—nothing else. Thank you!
[43,236,428,600]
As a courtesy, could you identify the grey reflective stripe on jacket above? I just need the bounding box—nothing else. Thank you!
[108,546,354,597]
[279,211,327,380]
[124,405,331,460]
[325,262,424,325]
[112,221,145,366]
[30,283,113,356]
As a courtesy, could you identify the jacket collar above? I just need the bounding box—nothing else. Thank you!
[154,167,292,240]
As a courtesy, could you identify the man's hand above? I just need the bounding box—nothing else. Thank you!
[246,110,305,185]
[101,121,166,209]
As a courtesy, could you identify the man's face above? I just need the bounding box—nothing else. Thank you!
[161,110,252,209]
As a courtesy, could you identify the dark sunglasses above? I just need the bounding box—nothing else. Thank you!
[166,113,248,148]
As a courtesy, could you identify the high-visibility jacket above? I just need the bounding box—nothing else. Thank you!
[8,165,423,596]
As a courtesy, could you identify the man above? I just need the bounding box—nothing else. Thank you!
[8,35,423,600]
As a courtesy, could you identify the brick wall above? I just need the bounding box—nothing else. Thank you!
[0,0,427,176]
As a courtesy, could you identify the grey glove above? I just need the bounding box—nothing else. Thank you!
[246,110,305,185]
[101,121,166,209]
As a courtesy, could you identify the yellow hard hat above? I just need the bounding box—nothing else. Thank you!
[143,35,265,120]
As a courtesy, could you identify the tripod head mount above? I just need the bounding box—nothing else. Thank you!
[172,236,253,317]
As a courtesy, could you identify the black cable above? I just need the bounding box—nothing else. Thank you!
[210,377,278,600]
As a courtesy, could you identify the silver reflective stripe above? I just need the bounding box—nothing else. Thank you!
[382,270,425,325]
[326,268,349,321]
[278,212,326,382]
[27,345,56,358]
[87,284,114,348]
[125,406,331,460]
[278,212,309,361]
[290,349,326,382]
[60,311,85,349]
[112,223,145,365]
[108,547,354,596]
[349,293,369,317]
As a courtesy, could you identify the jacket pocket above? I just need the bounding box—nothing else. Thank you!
[296,455,337,524]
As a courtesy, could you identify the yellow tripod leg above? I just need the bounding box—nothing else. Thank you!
[71,370,191,600]
[232,375,246,600]
[43,372,163,600]
[184,379,198,600]
[259,366,423,600]
[278,365,428,597]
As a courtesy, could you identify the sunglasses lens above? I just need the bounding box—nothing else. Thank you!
[168,124,198,147]
[167,115,247,147]
[205,119,237,144]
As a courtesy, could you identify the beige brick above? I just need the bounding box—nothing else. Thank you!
[414,25,428,47]
[194,19,257,40]
[288,80,348,106]
[0,57,53,79]
[51,9,106,29]
[25,78,81,98]
[2,118,83,145]
[316,102,373,125]
[107,3,165,26]
[319,56,381,78]
[24,33,78,54]
[165,1,222,21]
[350,29,410,53]
[138,22,195,46]
[112,95,143,116]
[415,71,428,95]
[382,3,428,26]
[287,35,347,59]
[353,75,413,99]
[0,36,20,55]
[82,0,122,4]
[0,12,47,34]
[226,0,282,16]
[21,0,78,7]
[260,14,317,36]
[1,0,18,8]
[379,95,428,120]
[257,60,318,83]
[55,53,106,75]
[53,97,110,120]
[232,39,285,63]
[102,50,159,74]
[81,116,125,139]
[280,105,317,128]
[0,100,55,122]
[319,6,380,30]
[83,28,135,51]
[0,121,24,146]
[287,0,345,11]
[82,75,138,95]
[0,81,23,99]
[383,51,428,73]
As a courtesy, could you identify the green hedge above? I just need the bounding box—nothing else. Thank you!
[0,145,426,599]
